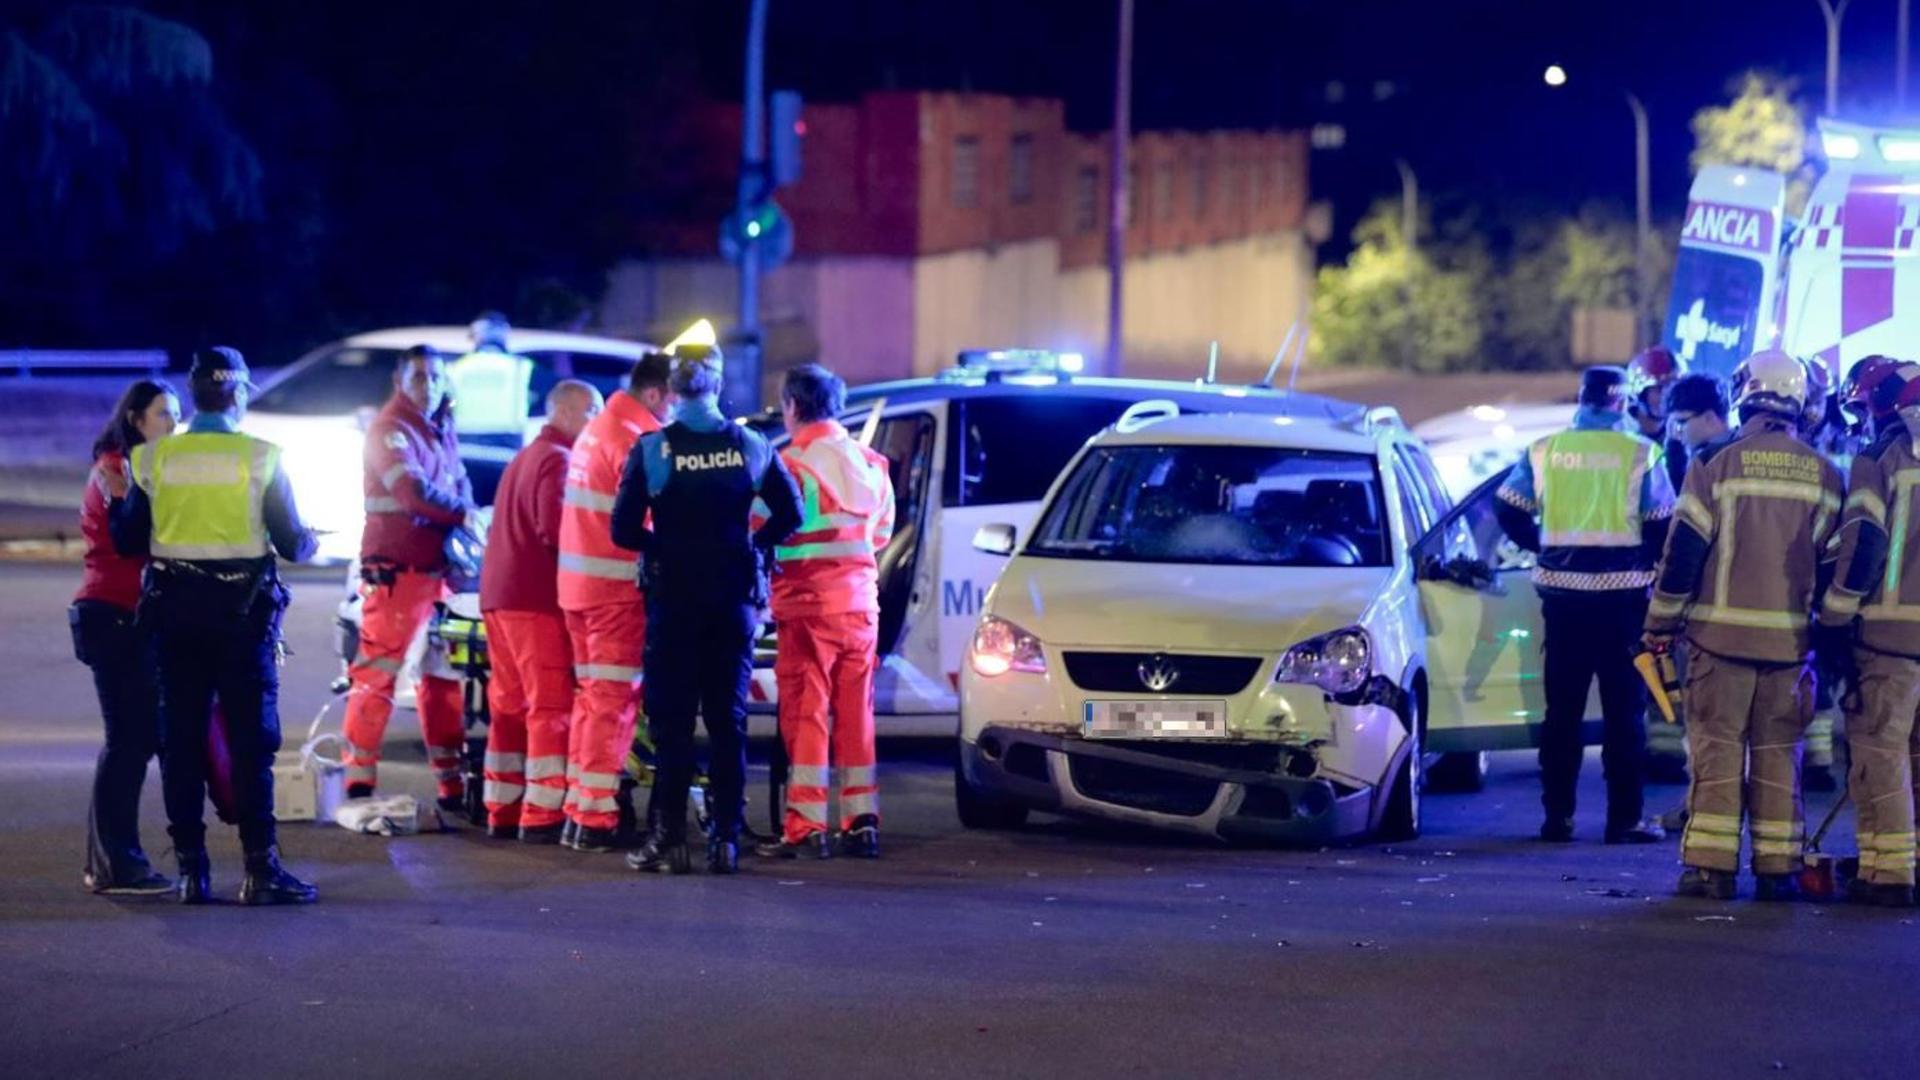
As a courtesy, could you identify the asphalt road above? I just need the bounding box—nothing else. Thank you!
[2,561,1916,1079]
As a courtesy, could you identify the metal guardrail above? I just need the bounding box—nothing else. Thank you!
[7,349,167,378]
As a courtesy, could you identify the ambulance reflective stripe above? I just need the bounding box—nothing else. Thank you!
[1682,810,1744,853]
[577,663,642,682]
[130,434,278,560]
[1533,432,1649,548]
[558,553,634,581]
[563,487,618,512]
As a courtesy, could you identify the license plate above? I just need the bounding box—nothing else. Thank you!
[1083,700,1229,738]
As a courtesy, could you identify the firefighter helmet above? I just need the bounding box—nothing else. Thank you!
[1730,349,1809,418]
[1842,355,1908,431]
[1801,355,1833,431]
[1625,346,1684,418]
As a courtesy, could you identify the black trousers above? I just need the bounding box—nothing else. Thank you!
[70,601,163,882]
[146,588,286,854]
[1539,588,1648,830]
[643,595,757,843]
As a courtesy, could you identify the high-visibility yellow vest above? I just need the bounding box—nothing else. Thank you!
[447,349,533,436]
[1531,430,1649,548]
[130,431,280,560]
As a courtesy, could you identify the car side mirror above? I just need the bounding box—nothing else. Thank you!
[973,523,1016,556]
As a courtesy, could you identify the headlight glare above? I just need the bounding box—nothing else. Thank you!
[1276,627,1372,696]
[970,615,1047,677]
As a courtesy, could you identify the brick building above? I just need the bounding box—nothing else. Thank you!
[603,91,1314,394]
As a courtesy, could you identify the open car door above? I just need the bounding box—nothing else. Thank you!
[1410,467,1554,753]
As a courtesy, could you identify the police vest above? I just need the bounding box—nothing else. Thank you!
[1528,429,1658,590]
[447,349,532,437]
[129,431,280,561]
[643,419,772,604]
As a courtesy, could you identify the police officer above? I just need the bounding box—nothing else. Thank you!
[106,347,320,904]
[1647,350,1844,902]
[1817,371,1920,906]
[1495,366,1674,844]
[608,347,801,874]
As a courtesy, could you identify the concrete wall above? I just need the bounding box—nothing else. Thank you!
[604,227,1312,390]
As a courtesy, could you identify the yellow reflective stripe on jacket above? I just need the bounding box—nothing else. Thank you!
[1884,472,1920,599]
[1674,492,1714,536]
[1846,488,1889,525]
[1688,605,1805,631]
[132,433,278,560]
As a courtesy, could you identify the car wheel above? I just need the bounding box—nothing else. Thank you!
[1376,727,1420,842]
[1426,750,1489,793]
[954,755,1029,830]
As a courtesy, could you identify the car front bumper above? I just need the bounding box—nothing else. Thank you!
[960,725,1376,844]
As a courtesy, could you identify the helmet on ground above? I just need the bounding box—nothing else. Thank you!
[1730,349,1809,418]
[1842,355,1909,431]
[1625,346,1684,418]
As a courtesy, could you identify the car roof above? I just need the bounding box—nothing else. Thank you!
[1090,410,1396,454]
[342,326,658,357]
[840,373,1356,417]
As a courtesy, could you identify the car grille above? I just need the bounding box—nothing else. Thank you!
[1066,754,1220,817]
[1062,652,1264,696]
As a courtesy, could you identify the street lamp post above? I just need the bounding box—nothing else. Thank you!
[1394,159,1418,372]
[1814,0,1854,117]
[1546,67,1653,347]
[1901,0,1911,111]
[1106,0,1134,377]
[734,0,770,414]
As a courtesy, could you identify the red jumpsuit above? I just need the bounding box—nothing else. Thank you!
[342,394,471,799]
[478,422,577,831]
[557,391,661,831]
[771,420,896,842]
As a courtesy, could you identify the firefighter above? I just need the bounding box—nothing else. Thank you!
[106,347,319,904]
[478,380,604,842]
[1641,372,1736,786]
[1817,372,1920,907]
[610,349,801,875]
[557,350,672,853]
[1840,356,1911,443]
[757,364,897,860]
[341,345,478,810]
[447,310,534,440]
[1495,366,1673,844]
[1799,355,1843,793]
[1646,349,1844,902]
[1627,345,1688,491]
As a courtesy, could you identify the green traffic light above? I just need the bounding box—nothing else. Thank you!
[746,219,763,238]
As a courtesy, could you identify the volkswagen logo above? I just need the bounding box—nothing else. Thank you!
[1137,655,1181,692]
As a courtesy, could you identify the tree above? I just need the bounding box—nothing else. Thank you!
[1311,201,1487,373]
[0,4,259,259]
[1690,71,1812,213]
[1494,205,1676,370]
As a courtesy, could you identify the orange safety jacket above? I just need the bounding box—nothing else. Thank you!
[770,420,896,620]
[557,391,661,610]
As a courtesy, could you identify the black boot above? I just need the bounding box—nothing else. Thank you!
[572,826,620,854]
[1803,765,1838,793]
[707,835,739,875]
[1754,874,1801,902]
[518,822,565,845]
[177,850,212,905]
[239,847,318,906]
[1847,879,1917,907]
[840,814,881,859]
[754,831,834,860]
[625,829,691,874]
[1676,866,1738,900]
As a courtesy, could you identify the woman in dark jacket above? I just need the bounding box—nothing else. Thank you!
[72,379,179,894]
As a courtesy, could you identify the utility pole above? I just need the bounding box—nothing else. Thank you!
[1628,92,1651,347]
[1814,0,1853,117]
[1394,159,1418,372]
[1106,0,1134,377]
[734,0,770,414]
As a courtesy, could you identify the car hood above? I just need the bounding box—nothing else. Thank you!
[988,557,1391,653]
[242,410,370,564]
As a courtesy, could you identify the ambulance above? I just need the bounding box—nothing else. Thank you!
[1666,118,1920,385]
[748,350,1357,718]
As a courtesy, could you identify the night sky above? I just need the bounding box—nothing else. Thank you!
[11,0,1909,353]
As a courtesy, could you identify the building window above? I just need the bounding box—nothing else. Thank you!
[1154,164,1174,221]
[1193,159,1209,219]
[1073,165,1099,233]
[1009,134,1035,205]
[953,136,981,209]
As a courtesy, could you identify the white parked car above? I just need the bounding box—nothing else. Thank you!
[956,402,1550,843]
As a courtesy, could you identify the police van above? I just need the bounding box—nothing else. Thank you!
[748,349,1359,717]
